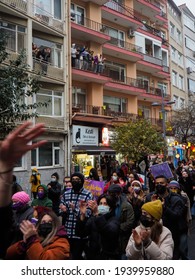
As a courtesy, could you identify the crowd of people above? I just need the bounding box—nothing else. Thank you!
[71,43,106,73]
[0,121,195,260]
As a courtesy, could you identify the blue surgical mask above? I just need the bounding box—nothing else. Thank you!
[98,205,110,215]
[112,175,118,181]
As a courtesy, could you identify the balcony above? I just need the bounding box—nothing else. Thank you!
[0,0,64,34]
[36,116,65,132]
[33,58,64,82]
[103,38,143,62]
[0,0,27,14]
[104,75,146,95]
[134,0,161,18]
[102,0,142,30]
[72,103,168,125]
[139,24,162,41]
[82,0,108,5]
[71,15,111,44]
[31,3,64,34]
[137,54,162,73]
[72,65,111,84]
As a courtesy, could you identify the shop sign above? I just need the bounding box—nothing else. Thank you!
[72,125,98,146]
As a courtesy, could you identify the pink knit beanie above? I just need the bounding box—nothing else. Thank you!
[12,191,30,204]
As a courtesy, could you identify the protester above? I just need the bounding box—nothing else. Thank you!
[11,191,34,243]
[60,172,93,259]
[29,167,41,199]
[6,207,70,260]
[0,121,47,259]
[47,172,62,216]
[126,200,174,260]
[31,184,53,208]
[76,193,120,259]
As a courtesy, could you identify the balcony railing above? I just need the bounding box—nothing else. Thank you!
[143,54,162,66]
[33,58,63,81]
[104,0,140,20]
[1,0,27,13]
[71,14,109,35]
[72,103,170,125]
[108,37,143,53]
[72,64,144,90]
[0,0,64,32]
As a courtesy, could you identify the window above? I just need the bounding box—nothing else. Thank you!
[178,75,184,90]
[33,37,63,67]
[178,52,183,67]
[107,27,125,48]
[172,71,177,86]
[31,142,61,167]
[34,0,62,20]
[171,46,176,62]
[104,61,125,82]
[0,21,26,52]
[185,36,195,52]
[72,87,86,109]
[170,22,175,37]
[103,96,127,113]
[36,89,63,116]
[188,78,195,92]
[183,14,195,32]
[71,3,85,25]
[158,83,168,96]
[176,29,182,44]
[173,95,178,110]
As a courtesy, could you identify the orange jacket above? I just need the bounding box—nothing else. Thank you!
[6,227,70,260]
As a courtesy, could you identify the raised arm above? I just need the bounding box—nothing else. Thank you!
[0,121,47,207]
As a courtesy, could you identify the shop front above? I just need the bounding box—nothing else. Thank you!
[71,125,116,178]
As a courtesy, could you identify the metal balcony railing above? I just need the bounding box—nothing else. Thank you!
[72,64,145,90]
[143,54,162,66]
[72,103,171,126]
[104,0,140,20]
[108,37,143,53]
[71,14,109,35]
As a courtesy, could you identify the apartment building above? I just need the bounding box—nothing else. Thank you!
[70,0,171,175]
[0,0,70,189]
[167,0,186,111]
[178,4,195,105]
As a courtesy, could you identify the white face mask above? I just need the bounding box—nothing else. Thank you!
[51,178,56,182]
[98,205,110,215]
[112,175,118,181]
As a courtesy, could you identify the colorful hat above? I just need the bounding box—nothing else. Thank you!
[12,191,30,204]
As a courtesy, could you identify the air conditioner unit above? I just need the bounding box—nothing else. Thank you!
[187,67,193,74]
[127,29,134,38]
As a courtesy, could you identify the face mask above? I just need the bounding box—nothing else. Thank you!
[98,205,110,215]
[112,176,118,181]
[37,192,45,199]
[133,187,141,194]
[38,223,52,237]
[12,201,24,210]
[189,168,192,172]
[140,215,155,228]
[156,184,166,195]
[51,178,56,182]
[32,172,36,175]
[72,181,83,192]
[170,189,178,194]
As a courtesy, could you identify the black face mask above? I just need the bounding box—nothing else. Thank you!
[38,223,52,237]
[156,184,166,195]
[72,181,83,192]
[140,215,155,228]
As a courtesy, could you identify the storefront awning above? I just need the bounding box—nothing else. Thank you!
[71,146,116,155]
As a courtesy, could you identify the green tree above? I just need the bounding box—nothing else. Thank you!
[111,118,165,162]
[0,32,47,138]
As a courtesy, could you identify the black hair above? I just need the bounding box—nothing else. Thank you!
[97,193,116,209]
[154,175,168,182]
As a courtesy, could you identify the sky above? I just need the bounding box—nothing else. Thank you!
[174,0,195,14]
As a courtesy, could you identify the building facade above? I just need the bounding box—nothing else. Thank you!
[0,0,70,189]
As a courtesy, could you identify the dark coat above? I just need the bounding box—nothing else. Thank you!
[75,211,120,259]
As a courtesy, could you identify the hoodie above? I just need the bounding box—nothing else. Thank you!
[31,185,53,208]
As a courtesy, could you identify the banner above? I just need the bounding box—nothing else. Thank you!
[150,162,173,179]
[84,180,104,200]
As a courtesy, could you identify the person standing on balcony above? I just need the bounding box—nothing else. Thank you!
[98,54,106,73]
[71,43,77,67]
[36,47,51,75]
